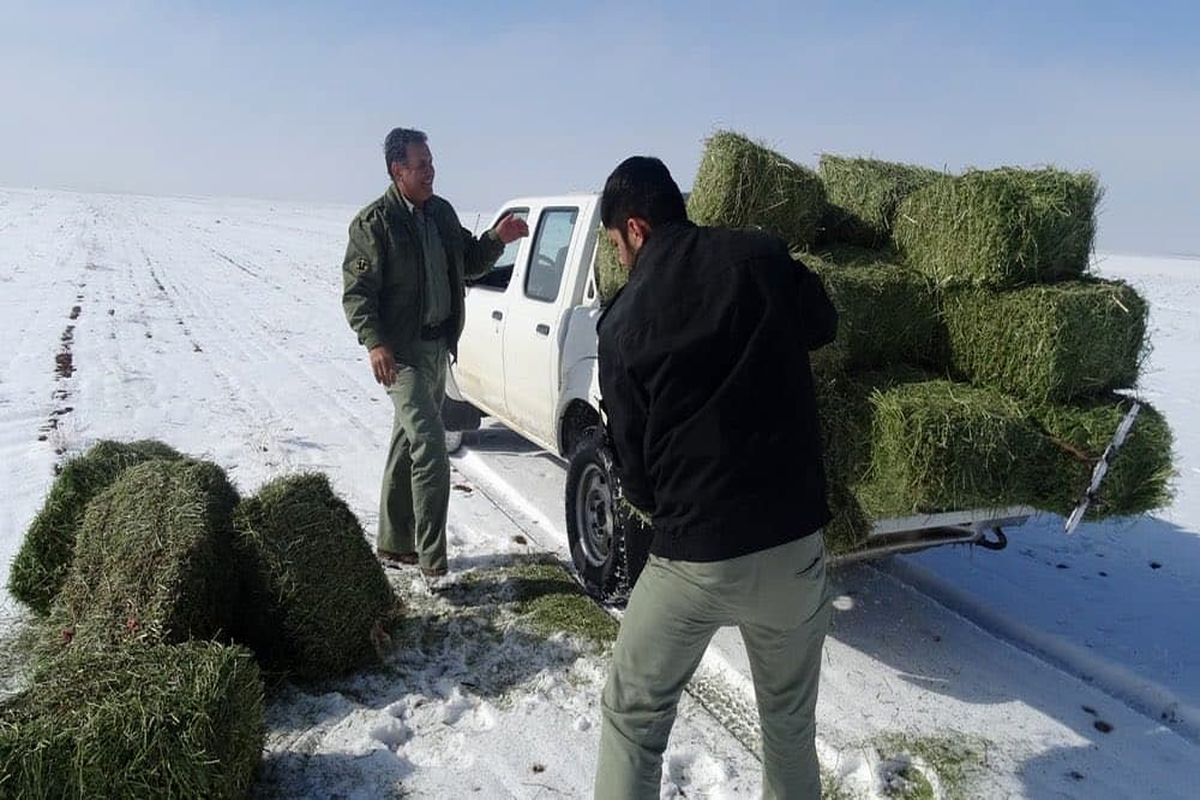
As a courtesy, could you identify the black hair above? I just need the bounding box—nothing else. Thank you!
[383,128,428,175]
[599,156,687,230]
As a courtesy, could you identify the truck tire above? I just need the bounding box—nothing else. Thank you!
[441,396,481,455]
[564,430,652,606]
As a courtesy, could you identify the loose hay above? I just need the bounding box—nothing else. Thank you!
[943,279,1147,403]
[52,459,238,649]
[8,439,182,615]
[687,130,826,249]
[1032,396,1174,518]
[0,642,262,799]
[800,250,946,373]
[859,381,1044,517]
[823,481,872,556]
[894,167,1101,287]
[818,154,943,247]
[232,473,401,678]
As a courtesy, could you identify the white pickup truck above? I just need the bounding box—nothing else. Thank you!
[442,194,1033,603]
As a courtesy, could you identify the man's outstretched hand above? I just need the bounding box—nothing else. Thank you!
[369,344,397,387]
[493,213,530,245]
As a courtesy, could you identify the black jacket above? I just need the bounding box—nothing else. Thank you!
[597,221,837,562]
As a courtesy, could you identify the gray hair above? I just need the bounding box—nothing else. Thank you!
[384,128,428,175]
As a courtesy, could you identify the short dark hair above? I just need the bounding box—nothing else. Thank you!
[600,156,688,230]
[383,128,428,175]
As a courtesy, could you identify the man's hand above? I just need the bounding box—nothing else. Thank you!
[492,213,530,245]
[369,344,397,387]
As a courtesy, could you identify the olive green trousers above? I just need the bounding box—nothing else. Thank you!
[377,340,449,571]
[595,532,830,799]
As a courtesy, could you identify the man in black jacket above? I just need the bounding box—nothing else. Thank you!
[592,157,837,800]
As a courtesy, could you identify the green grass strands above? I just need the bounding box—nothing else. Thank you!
[1032,396,1174,518]
[943,279,1147,403]
[818,154,943,247]
[894,167,1101,287]
[859,381,1044,517]
[687,130,826,249]
[232,473,402,678]
[52,459,238,649]
[0,642,263,799]
[8,440,183,615]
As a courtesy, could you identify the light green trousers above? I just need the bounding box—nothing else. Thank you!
[378,340,449,571]
[595,533,830,800]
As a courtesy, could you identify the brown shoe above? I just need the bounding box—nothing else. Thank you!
[377,548,419,566]
[421,565,447,578]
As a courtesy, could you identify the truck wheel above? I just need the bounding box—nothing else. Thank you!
[564,431,651,606]
[441,396,481,455]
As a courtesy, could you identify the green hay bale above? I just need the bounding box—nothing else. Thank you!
[1032,396,1174,518]
[0,642,262,799]
[232,473,401,678]
[859,381,1044,517]
[815,366,935,487]
[801,251,946,373]
[944,279,1147,403]
[818,154,943,247]
[894,167,1101,287]
[52,459,237,649]
[8,439,183,615]
[687,130,826,249]
[593,227,627,306]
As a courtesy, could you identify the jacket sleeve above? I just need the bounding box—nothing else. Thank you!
[793,256,838,350]
[460,227,506,280]
[598,332,654,512]
[342,213,386,351]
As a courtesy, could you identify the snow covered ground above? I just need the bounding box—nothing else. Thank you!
[2,187,1198,798]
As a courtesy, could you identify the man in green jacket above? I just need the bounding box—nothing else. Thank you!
[343,127,528,577]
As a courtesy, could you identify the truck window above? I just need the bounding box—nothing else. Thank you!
[468,208,528,290]
[525,207,578,303]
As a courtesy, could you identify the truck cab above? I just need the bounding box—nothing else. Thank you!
[450,194,605,458]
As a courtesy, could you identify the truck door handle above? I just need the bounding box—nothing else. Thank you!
[535,324,550,336]
[492,310,503,321]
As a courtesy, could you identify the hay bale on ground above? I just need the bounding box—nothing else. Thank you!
[943,279,1147,403]
[0,642,262,799]
[1032,396,1174,518]
[687,130,826,249]
[593,227,626,306]
[858,380,1044,518]
[801,250,945,373]
[52,459,238,649]
[8,439,183,615]
[233,473,401,678]
[894,167,1101,287]
[818,154,943,247]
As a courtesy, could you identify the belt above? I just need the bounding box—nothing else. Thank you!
[420,318,454,341]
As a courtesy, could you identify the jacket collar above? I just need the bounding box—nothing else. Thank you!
[633,220,695,271]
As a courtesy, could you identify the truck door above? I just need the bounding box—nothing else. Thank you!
[456,207,528,417]
[502,205,581,444]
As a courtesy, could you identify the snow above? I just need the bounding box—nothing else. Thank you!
[2,187,1199,798]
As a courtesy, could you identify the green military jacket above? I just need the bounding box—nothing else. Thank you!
[342,184,504,362]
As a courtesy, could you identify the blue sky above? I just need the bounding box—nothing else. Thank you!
[2,1,1197,254]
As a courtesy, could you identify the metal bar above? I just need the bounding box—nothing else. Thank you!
[871,506,1035,537]
[830,526,983,566]
[1064,401,1142,535]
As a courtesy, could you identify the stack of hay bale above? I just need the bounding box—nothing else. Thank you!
[3,441,402,797]
[596,130,1174,554]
